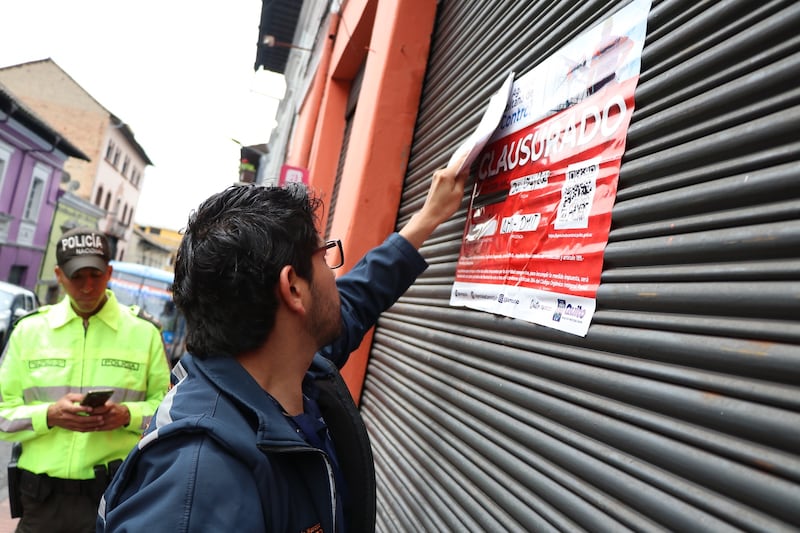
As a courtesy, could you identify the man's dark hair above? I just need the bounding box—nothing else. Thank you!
[173,183,322,358]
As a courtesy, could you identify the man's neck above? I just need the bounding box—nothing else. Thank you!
[236,331,316,416]
[71,293,108,320]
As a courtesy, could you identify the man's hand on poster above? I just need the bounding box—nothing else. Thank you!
[399,156,469,250]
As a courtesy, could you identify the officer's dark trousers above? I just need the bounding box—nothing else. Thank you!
[15,491,97,533]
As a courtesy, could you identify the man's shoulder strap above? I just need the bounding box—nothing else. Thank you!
[10,308,44,332]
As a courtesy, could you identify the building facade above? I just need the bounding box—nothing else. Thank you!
[127,225,180,271]
[0,81,88,291]
[0,58,152,261]
[256,0,800,530]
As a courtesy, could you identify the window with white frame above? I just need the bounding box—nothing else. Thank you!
[23,164,50,221]
[0,140,13,193]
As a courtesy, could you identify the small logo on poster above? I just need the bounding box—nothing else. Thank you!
[564,303,586,319]
[553,299,566,322]
[552,299,587,322]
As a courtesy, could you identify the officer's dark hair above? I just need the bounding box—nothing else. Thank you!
[173,183,322,359]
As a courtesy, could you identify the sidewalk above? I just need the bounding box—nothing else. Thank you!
[0,498,18,532]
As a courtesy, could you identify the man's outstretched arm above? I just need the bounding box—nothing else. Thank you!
[399,158,468,250]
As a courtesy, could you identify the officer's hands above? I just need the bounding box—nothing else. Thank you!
[47,393,131,432]
[92,402,132,430]
[47,393,103,431]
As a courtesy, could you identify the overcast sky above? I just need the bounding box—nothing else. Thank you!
[0,0,285,230]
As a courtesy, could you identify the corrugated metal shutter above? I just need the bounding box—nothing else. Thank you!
[361,0,800,530]
[326,64,364,237]
[326,118,352,238]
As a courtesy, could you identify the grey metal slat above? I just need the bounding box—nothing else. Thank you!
[591,310,800,345]
[611,200,800,241]
[602,221,800,267]
[600,259,800,282]
[617,140,800,200]
[595,281,799,318]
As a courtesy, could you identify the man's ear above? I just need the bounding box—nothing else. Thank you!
[277,264,308,315]
[54,265,65,284]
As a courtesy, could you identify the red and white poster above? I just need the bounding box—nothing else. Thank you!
[450,0,651,336]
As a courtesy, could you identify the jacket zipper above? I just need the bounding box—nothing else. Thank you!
[258,445,337,531]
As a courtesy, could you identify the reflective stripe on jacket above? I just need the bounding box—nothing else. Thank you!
[0,290,171,480]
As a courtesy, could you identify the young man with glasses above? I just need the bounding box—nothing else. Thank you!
[98,161,467,533]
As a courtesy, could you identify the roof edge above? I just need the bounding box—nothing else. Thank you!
[0,80,90,161]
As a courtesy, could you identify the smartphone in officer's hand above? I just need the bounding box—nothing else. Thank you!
[80,389,115,408]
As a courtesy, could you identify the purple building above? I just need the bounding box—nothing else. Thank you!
[0,81,88,290]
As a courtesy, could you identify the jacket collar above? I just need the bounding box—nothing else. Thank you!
[188,354,310,448]
[47,289,122,330]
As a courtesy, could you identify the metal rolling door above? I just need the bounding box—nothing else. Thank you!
[326,65,363,237]
[361,0,800,531]
[326,116,352,238]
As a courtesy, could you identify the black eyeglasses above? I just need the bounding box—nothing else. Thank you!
[314,239,344,269]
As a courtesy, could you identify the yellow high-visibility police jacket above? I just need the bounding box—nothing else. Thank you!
[0,290,171,480]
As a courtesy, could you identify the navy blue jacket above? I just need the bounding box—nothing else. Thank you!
[97,233,428,532]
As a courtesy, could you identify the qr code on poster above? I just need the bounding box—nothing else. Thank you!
[554,157,600,230]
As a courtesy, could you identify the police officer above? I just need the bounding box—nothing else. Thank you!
[0,227,171,533]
